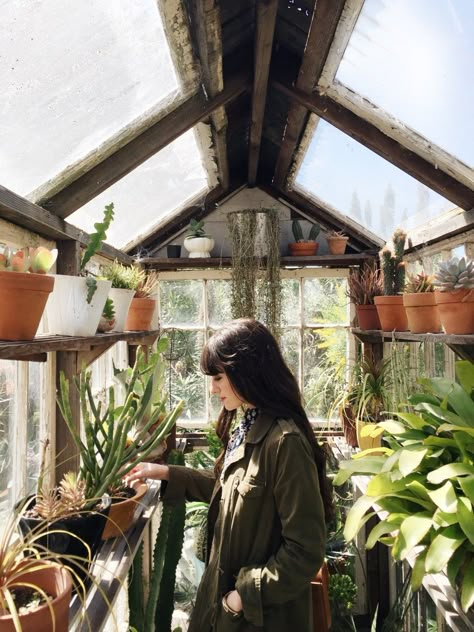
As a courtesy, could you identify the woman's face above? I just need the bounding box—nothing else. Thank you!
[209,372,244,411]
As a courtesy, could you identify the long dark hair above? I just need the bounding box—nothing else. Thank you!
[200,318,334,523]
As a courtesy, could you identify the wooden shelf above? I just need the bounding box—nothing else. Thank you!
[351,328,474,362]
[0,330,160,362]
[143,253,375,270]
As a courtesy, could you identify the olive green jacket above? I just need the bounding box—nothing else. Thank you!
[164,412,326,632]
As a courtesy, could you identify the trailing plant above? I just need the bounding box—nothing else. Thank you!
[101,260,144,290]
[434,257,474,291]
[228,208,281,339]
[334,360,474,613]
[0,244,57,274]
[379,228,407,295]
[186,219,210,239]
[291,219,320,242]
[347,261,383,305]
[405,272,435,293]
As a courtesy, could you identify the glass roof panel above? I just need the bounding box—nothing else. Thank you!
[0,0,181,197]
[294,119,454,241]
[69,129,208,250]
[335,0,474,168]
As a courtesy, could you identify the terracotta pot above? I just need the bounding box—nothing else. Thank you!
[102,482,148,540]
[356,419,383,453]
[434,289,474,334]
[374,295,408,331]
[0,563,72,632]
[125,297,156,331]
[355,304,381,330]
[403,292,441,333]
[0,271,54,340]
[311,562,331,632]
[327,236,348,255]
[340,406,358,448]
[288,242,319,256]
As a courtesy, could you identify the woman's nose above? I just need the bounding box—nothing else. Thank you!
[210,379,218,394]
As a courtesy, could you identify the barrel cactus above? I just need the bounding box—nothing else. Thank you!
[434,257,474,291]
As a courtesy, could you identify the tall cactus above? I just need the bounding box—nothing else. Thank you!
[379,229,407,295]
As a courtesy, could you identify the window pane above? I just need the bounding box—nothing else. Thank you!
[281,279,300,326]
[0,361,15,520]
[303,329,347,420]
[303,277,348,326]
[165,330,206,421]
[160,280,205,327]
[336,0,474,167]
[208,280,232,327]
[295,120,454,240]
[281,328,301,385]
[27,364,41,496]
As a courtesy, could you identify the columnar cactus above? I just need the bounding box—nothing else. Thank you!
[379,229,407,295]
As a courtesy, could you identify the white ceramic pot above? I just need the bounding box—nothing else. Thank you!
[43,276,112,336]
[183,236,214,258]
[109,288,135,332]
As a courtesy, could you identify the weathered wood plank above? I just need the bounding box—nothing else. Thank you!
[272,77,474,210]
[0,185,131,263]
[273,0,347,188]
[248,0,279,185]
[352,328,474,349]
[43,73,250,219]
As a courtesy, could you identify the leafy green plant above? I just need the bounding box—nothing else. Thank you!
[379,228,407,295]
[80,202,115,303]
[101,260,144,290]
[335,360,474,613]
[186,219,209,239]
[291,219,320,242]
[102,297,115,320]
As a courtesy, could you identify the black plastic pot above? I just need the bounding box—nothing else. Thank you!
[166,244,181,258]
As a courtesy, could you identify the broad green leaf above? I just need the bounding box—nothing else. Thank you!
[422,377,474,421]
[455,360,474,397]
[411,551,427,591]
[423,436,457,449]
[418,403,470,428]
[344,495,380,542]
[359,423,384,438]
[427,481,457,513]
[461,555,474,612]
[433,508,461,527]
[425,526,465,573]
[395,515,433,560]
[352,446,392,459]
[366,519,400,550]
[438,424,474,437]
[457,498,474,545]
[381,450,401,473]
[459,476,474,504]
[378,492,433,511]
[378,420,406,435]
[409,392,440,407]
[395,412,435,432]
[427,463,474,484]
[447,546,465,586]
[366,473,410,497]
[405,480,431,501]
[398,447,429,477]
[333,457,384,486]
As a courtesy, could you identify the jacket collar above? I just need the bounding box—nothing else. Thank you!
[245,410,275,444]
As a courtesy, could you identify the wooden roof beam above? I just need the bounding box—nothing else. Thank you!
[247,0,279,186]
[273,77,474,211]
[0,184,132,263]
[273,0,346,189]
[42,71,251,219]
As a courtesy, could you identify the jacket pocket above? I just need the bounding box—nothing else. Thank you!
[236,479,265,498]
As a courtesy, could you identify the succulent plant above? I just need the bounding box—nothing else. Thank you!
[101,260,144,290]
[434,257,474,291]
[379,229,407,295]
[347,262,383,305]
[186,219,209,239]
[0,244,58,274]
[291,219,320,242]
[405,272,435,293]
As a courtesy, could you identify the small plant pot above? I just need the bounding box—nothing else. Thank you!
[403,292,441,333]
[0,271,54,340]
[183,236,214,258]
[288,242,319,256]
[327,236,349,255]
[340,406,358,448]
[102,482,148,540]
[125,297,156,331]
[355,304,381,330]
[356,419,383,453]
[0,563,72,632]
[374,295,408,331]
[109,288,135,332]
[166,244,182,258]
[434,289,474,334]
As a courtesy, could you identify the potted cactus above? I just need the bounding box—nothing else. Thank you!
[183,219,214,258]
[403,271,441,333]
[326,230,349,255]
[288,219,320,256]
[0,244,57,340]
[434,257,474,334]
[100,260,144,332]
[374,229,408,331]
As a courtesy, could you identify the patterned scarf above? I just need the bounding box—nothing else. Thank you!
[222,407,259,474]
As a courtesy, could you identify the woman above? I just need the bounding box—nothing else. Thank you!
[128,319,332,631]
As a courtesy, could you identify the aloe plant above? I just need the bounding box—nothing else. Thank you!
[334,360,474,612]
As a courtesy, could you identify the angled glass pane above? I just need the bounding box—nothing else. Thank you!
[68,129,208,249]
[1,0,181,196]
[336,0,474,167]
[295,120,454,240]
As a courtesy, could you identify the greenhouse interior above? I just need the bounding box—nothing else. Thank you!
[0,0,473,630]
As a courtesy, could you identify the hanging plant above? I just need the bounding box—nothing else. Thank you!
[228,208,281,339]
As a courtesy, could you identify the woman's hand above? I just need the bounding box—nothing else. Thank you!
[225,590,243,613]
[125,462,170,486]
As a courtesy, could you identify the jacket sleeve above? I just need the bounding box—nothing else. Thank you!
[235,432,326,626]
[162,464,217,504]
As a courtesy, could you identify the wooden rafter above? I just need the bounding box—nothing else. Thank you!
[273,78,474,211]
[42,72,251,219]
[247,0,279,185]
[0,184,131,263]
[273,0,346,189]
[187,0,229,189]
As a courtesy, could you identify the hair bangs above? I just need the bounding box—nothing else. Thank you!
[200,342,228,376]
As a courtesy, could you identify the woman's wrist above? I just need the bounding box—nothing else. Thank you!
[223,590,243,615]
